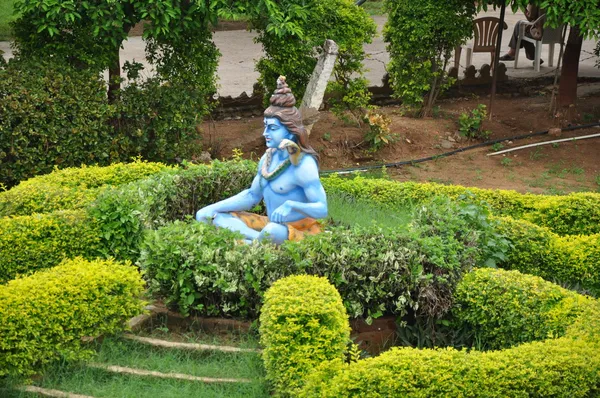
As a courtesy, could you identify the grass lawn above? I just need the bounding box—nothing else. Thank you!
[0,334,268,398]
[0,0,17,40]
[327,190,413,232]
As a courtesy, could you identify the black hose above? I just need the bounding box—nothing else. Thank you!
[355,0,368,6]
[321,122,600,175]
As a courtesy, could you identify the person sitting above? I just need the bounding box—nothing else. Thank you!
[195,76,327,244]
[499,3,544,65]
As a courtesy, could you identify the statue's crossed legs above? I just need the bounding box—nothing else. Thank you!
[212,211,321,244]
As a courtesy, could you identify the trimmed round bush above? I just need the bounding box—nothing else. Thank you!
[0,257,146,379]
[259,275,350,397]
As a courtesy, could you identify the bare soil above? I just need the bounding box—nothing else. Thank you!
[200,91,600,195]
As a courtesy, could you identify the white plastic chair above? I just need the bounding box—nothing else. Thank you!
[514,14,564,72]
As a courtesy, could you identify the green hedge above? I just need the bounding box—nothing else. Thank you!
[322,174,600,235]
[91,160,256,261]
[523,192,600,236]
[260,275,350,397]
[0,257,145,379]
[141,222,426,319]
[296,268,600,397]
[496,216,600,295]
[139,209,503,320]
[0,161,169,217]
[454,268,591,350]
[300,337,600,397]
[0,59,117,188]
[0,210,102,284]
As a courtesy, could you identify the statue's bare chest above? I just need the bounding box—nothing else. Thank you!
[261,168,298,194]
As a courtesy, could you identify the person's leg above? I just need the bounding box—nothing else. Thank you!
[523,40,536,60]
[501,21,522,59]
[508,21,521,54]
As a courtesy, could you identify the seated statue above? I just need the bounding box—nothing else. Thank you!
[196,76,328,244]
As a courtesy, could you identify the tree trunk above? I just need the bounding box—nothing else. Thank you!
[108,50,121,104]
[557,26,583,109]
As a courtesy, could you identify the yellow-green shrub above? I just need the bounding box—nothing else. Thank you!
[298,268,600,397]
[0,258,145,379]
[322,174,600,235]
[300,336,600,397]
[0,161,169,217]
[322,174,537,216]
[497,216,600,294]
[0,210,102,283]
[259,275,350,397]
[453,268,591,349]
[523,192,600,236]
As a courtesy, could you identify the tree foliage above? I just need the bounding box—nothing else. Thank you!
[384,0,475,116]
[11,0,221,101]
[250,0,376,109]
[482,0,600,39]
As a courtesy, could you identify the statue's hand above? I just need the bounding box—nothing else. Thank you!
[270,201,293,223]
[196,208,215,223]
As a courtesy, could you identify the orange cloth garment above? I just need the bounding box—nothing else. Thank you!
[229,211,321,241]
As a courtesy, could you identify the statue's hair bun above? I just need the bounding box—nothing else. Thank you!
[269,76,296,107]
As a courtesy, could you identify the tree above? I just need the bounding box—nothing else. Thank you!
[384,0,476,117]
[248,0,376,114]
[11,0,223,102]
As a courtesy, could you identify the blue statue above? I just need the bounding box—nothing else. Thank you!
[196,76,328,244]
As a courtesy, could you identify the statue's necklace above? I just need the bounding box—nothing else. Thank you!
[261,148,291,181]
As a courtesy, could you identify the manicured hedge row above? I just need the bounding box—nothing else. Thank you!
[322,174,600,235]
[0,258,145,379]
[292,268,600,397]
[259,275,350,397]
[496,216,600,295]
[523,192,600,236]
[91,160,256,261]
[0,210,102,284]
[140,221,431,319]
[300,337,600,397]
[0,161,169,217]
[453,268,592,350]
[139,202,501,321]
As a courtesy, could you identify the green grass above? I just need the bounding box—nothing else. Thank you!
[327,190,413,232]
[135,314,261,349]
[1,336,268,398]
[34,366,267,398]
[0,0,17,40]
[95,338,264,380]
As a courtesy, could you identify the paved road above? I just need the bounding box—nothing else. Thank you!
[1,10,598,97]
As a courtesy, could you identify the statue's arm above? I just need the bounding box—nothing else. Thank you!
[270,156,328,222]
[196,164,264,222]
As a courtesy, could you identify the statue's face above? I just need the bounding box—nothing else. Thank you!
[263,118,293,149]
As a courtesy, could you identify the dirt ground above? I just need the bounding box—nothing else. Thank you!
[200,89,600,195]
